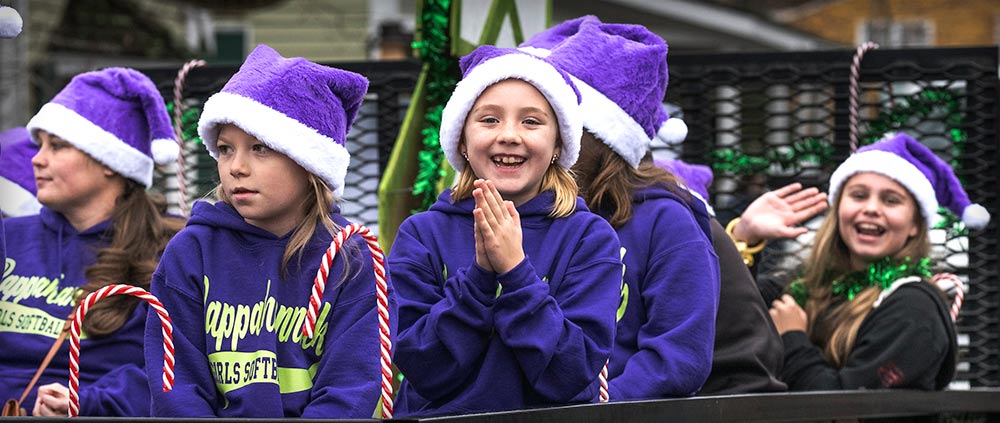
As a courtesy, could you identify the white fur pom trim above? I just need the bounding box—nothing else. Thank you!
[26,103,154,187]
[657,118,688,145]
[573,76,650,168]
[962,203,990,230]
[198,92,351,197]
[0,6,23,39]
[0,177,42,217]
[151,138,180,165]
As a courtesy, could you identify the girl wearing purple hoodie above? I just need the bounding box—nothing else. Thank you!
[389,45,622,416]
[145,45,395,418]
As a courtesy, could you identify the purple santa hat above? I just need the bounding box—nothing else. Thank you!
[440,45,583,172]
[656,158,715,216]
[829,132,990,230]
[519,15,687,168]
[0,127,42,216]
[198,44,368,197]
[25,67,179,188]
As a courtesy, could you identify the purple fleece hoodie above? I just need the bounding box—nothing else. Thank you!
[607,185,720,399]
[0,208,149,416]
[390,190,622,417]
[145,201,396,418]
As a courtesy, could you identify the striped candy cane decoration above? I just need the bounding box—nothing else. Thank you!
[599,360,609,403]
[171,59,207,216]
[931,273,966,322]
[69,284,174,418]
[301,223,393,418]
[848,41,879,152]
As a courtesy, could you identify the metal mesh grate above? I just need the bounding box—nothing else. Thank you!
[655,47,999,387]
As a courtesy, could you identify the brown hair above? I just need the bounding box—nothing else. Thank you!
[77,182,186,337]
[573,131,689,229]
[797,179,930,367]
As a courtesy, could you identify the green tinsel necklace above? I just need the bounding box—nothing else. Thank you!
[788,257,933,307]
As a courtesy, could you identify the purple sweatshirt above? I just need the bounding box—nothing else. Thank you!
[145,201,396,418]
[607,185,720,399]
[390,190,622,417]
[0,208,149,416]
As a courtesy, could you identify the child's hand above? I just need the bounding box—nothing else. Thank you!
[733,182,828,245]
[33,382,69,416]
[473,179,524,274]
[769,294,808,335]
[473,195,495,273]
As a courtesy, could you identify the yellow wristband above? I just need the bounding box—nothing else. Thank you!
[725,217,767,266]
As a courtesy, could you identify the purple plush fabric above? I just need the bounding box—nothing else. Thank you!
[49,68,170,158]
[222,44,366,148]
[523,15,668,139]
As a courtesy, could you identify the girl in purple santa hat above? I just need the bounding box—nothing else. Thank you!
[0,67,185,416]
[770,132,990,390]
[146,44,396,418]
[389,44,621,416]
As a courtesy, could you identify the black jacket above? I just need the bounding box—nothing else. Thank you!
[781,281,957,390]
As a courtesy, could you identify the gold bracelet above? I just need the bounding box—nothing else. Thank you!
[725,217,767,266]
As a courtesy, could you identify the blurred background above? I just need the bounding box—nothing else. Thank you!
[2,0,1000,128]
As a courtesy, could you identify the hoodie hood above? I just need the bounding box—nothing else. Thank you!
[632,184,712,242]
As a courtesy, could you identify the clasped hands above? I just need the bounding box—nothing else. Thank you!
[472,179,525,275]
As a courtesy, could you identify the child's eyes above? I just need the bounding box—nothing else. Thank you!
[217,144,233,154]
[252,144,271,153]
[479,117,499,124]
[523,118,541,125]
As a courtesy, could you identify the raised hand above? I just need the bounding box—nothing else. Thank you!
[733,182,828,245]
[472,179,524,274]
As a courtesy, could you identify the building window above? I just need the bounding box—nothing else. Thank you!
[859,19,932,47]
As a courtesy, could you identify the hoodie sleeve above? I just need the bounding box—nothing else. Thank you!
[608,235,719,399]
[491,217,621,402]
[78,363,150,416]
[781,284,953,390]
[389,218,499,401]
[301,238,398,418]
[146,232,219,417]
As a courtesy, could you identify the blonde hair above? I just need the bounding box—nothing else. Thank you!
[450,162,579,218]
[215,174,353,278]
[796,181,930,367]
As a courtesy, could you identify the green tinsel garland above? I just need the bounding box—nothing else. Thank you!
[788,256,933,307]
[165,101,203,144]
[711,138,833,176]
[411,0,458,211]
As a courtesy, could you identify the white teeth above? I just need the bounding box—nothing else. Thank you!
[856,223,884,235]
[493,156,525,165]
